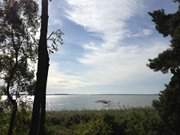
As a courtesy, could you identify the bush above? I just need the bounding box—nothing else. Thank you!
[0,108,161,135]
[74,114,114,135]
[122,108,160,135]
[153,77,180,135]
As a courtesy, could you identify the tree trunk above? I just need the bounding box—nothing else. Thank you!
[6,30,19,135]
[6,81,17,135]
[7,100,17,135]
[29,0,49,135]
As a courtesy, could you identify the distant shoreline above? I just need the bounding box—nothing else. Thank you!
[46,93,159,96]
[0,93,159,96]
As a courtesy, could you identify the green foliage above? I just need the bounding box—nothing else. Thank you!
[122,108,160,135]
[0,108,164,135]
[0,0,39,95]
[0,111,9,135]
[45,108,160,135]
[0,107,31,135]
[148,1,180,134]
[14,108,31,135]
[47,29,64,54]
[148,10,180,73]
[153,74,180,135]
[0,2,39,133]
[73,114,122,135]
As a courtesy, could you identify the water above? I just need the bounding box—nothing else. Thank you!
[46,94,158,111]
[0,94,158,111]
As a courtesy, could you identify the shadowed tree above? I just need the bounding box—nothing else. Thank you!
[0,0,39,135]
[1,0,62,134]
[148,0,180,134]
[29,0,63,135]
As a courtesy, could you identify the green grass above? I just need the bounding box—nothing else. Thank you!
[0,107,161,135]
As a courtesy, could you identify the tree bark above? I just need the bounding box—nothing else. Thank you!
[29,0,49,135]
[7,98,17,135]
[6,81,17,135]
[6,29,19,135]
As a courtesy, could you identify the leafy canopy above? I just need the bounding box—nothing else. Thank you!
[0,0,39,94]
[148,1,180,134]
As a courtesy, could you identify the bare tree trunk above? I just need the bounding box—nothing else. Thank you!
[6,30,19,135]
[7,99,17,135]
[5,78,17,135]
[29,0,49,135]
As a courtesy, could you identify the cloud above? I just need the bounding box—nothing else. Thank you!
[46,0,170,94]
[127,28,153,38]
[64,0,163,86]
[47,40,169,93]
[78,40,168,85]
[47,62,88,92]
[65,0,144,49]
[48,0,66,29]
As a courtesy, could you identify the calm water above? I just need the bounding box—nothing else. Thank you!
[1,94,158,110]
[46,94,158,111]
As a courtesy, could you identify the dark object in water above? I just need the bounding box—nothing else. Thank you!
[96,100,111,104]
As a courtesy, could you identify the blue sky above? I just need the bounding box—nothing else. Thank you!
[46,0,177,94]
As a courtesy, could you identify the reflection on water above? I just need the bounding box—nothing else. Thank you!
[46,94,158,111]
[1,94,158,111]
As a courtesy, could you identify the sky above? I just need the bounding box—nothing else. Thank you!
[46,0,178,94]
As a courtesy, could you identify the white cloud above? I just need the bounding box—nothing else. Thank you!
[63,0,163,86]
[127,28,153,38]
[46,0,170,93]
[47,62,88,92]
[78,40,168,85]
[47,40,169,93]
[65,0,144,49]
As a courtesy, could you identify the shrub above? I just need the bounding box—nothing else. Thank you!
[74,114,115,135]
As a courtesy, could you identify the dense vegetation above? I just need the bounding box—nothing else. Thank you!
[0,0,39,134]
[0,108,162,135]
[148,1,180,134]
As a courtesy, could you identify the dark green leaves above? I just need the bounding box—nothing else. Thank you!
[148,1,180,134]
